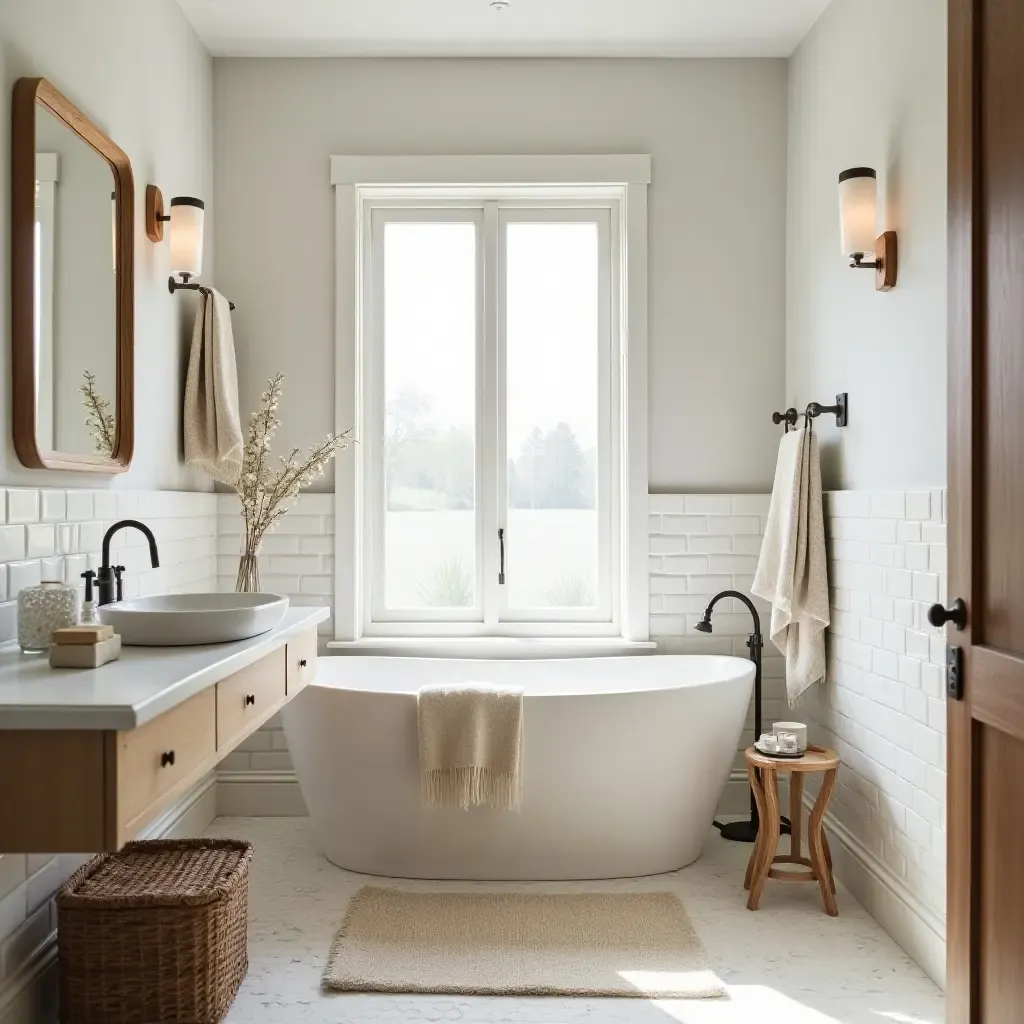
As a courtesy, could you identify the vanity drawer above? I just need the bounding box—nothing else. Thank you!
[117,687,216,829]
[287,628,318,695]
[216,647,287,751]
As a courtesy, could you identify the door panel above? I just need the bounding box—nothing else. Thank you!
[979,728,1024,1024]
[948,1,1024,1019]
[981,0,1024,654]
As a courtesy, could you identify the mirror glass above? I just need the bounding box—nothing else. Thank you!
[33,102,117,457]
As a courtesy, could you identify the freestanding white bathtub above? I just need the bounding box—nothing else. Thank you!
[283,655,754,881]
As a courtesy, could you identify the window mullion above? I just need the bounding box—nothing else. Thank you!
[481,201,500,627]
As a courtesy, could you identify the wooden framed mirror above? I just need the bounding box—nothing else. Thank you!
[11,78,134,472]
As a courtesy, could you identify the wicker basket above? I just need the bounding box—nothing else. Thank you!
[57,838,253,1024]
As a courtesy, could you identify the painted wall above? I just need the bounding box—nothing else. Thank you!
[785,0,947,491]
[213,58,788,492]
[0,0,215,491]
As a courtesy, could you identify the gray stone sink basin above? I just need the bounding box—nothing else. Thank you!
[99,593,289,646]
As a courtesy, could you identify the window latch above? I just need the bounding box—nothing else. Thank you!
[498,528,506,585]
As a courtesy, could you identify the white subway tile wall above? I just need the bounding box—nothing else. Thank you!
[648,494,785,767]
[216,493,335,639]
[799,489,948,924]
[0,488,217,994]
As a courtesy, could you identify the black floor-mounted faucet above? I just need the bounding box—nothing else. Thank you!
[695,590,790,844]
[96,520,160,606]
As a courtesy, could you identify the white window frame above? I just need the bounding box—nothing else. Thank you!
[330,155,651,650]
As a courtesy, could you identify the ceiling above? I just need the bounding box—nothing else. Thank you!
[176,0,832,59]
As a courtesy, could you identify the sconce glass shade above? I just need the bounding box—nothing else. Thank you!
[838,168,877,258]
[169,197,205,278]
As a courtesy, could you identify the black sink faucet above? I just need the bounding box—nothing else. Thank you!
[97,520,160,606]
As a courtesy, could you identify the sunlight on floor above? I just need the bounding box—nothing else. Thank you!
[872,1012,944,1024]
[654,985,850,1023]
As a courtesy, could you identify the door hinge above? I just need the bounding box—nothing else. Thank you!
[947,645,964,701]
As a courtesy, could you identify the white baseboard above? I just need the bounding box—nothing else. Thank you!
[807,796,946,989]
[216,770,307,817]
[0,775,219,1024]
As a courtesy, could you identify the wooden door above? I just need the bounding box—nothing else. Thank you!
[948,1,1024,1019]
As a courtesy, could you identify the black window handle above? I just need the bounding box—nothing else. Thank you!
[245,694,255,706]
[498,528,506,585]
[160,750,175,768]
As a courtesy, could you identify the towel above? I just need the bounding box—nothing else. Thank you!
[418,683,523,811]
[751,426,830,706]
[184,288,244,486]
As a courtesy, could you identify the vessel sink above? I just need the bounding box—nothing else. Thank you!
[99,593,290,646]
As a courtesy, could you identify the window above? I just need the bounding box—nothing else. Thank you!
[333,157,650,643]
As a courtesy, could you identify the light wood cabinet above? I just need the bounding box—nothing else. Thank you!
[117,687,217,839]
[217,648,287,751]
[0,633,317,852]
[287,628,318,695]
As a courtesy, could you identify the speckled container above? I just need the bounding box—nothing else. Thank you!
[17,580,78,653]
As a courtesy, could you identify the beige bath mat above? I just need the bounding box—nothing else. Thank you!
[322,887,725,999]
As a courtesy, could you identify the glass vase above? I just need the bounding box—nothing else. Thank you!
[236,541,263,594]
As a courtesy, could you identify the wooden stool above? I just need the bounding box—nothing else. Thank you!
[743,744,839,916]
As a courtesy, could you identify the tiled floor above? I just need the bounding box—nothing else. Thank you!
[206,817,944,1024]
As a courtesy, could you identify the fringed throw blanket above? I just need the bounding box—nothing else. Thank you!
[417,684,523,811]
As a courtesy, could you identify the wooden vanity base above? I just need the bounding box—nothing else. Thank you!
[0,629,316,852]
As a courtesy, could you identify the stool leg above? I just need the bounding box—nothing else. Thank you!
[744,764,762,891]
[748,768,779,911]
[823,828,836,894]
[790,772,803,858]
[809,767,839,916]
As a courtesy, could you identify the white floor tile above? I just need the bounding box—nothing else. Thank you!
[204,817,944,1024]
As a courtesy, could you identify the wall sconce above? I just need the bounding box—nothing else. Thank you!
[146,184,206,292]
[838,167,897,291]
[146,185,233,308]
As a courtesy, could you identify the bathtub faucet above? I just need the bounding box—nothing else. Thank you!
[695,590,790,845]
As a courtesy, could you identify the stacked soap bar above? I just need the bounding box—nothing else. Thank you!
[50,625,122,669]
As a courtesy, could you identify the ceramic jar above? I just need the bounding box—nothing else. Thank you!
[18,580,79,653]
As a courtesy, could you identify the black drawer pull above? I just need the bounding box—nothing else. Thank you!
[160,750,175,768]
[299,659,307,668]
[245,693,255,707]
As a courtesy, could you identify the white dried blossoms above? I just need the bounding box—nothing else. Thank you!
[235,373,351,592]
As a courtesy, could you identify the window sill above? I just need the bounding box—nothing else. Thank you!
[325,637,658,659]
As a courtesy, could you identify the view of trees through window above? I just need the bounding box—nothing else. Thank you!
[386,391,596,514]
[379,216,601,615]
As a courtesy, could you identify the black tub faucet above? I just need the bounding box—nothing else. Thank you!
[96,520,160,606]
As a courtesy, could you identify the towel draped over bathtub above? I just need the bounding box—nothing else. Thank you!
[417,683,524,812]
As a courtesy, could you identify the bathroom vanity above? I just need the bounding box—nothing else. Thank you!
[0,607,327,852]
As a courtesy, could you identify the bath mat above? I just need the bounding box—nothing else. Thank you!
[322,887,725,999]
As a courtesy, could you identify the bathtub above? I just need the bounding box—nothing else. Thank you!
[283,654,754,881]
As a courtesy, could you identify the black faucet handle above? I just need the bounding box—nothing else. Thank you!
[113,566,125,602]
[80,570,96,604]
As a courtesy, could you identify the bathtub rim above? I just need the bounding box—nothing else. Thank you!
[308,653,755,698]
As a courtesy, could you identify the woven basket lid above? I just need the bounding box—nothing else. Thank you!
[58,839,253,909]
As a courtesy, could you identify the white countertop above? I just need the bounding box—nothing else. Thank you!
[0,606,329,731]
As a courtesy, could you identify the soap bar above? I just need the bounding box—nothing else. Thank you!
[50,634,121,669]
[52,624,114,646]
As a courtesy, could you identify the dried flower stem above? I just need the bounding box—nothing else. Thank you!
[79,370,116,457]
[235,373,352,592]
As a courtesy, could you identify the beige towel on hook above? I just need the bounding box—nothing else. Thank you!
[752,426,830,706]
[184,288,243,486]
[418,684,523,811]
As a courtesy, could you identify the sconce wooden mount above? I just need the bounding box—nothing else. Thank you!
[145,184,169,243]
[873,230,898,291]
[851,230,898,292]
